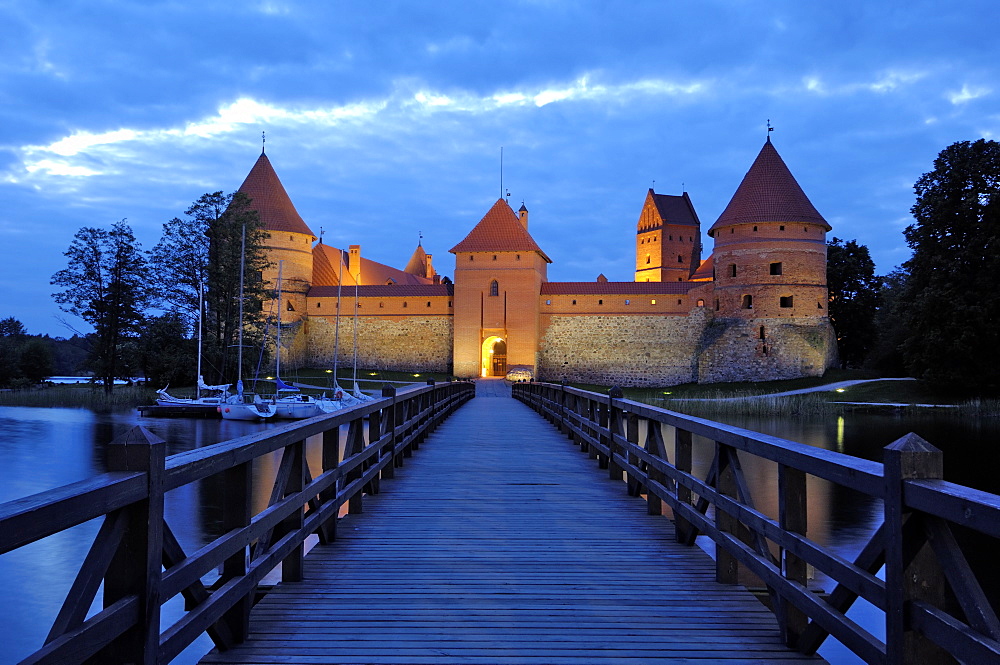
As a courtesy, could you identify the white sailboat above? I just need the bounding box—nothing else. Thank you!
[156,282,232,411]
[222,227,275,421]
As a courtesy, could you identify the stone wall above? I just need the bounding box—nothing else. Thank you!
[302,316,454,373]
[696,317,838,383]
[537,309,710,387]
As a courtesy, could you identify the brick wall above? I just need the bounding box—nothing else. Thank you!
[301,316,454,373]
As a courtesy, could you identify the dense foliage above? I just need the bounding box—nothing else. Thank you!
[826,238,879,368]
[899,139,1000,393]
[51,221,152,393]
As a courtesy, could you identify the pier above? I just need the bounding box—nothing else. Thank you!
[2,380,999,664]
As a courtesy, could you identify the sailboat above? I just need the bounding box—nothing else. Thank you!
[267,261,330,419]
[328,249,374,407]
[156,282,232,412]
[221,227,275,421]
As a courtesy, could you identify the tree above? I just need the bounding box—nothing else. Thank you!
[19,338,54,384]
[51,221,152,392]
[0,316,26,338]
[148,192,270,385]
[138,313,196,387]
[900,138,1000,392]
[826,238,879,367]
[865,268,910,375]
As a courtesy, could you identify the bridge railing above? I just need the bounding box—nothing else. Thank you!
[514,381,1000,665]
[0,381,474,665]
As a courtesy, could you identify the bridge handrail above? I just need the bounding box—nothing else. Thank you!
[513,381,1000,665]
[0,380,475,665]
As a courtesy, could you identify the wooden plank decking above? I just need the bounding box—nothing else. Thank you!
[201,379,824,664]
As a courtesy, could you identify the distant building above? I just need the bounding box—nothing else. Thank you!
[238,138,837,387]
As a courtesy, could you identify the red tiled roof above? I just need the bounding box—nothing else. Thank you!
[404,244,429,276]
[312,243,434,287]
[709,139,830,235]
[541,281,695,295]
[690,255,714,281]
[650,190,700,227]
[449,199,551,261]
[309,284,453,298]
[238,153,315,237]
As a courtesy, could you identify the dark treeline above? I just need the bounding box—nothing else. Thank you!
[47,192,271,394]
[0,317,89,388]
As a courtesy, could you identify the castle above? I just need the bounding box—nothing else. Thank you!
[237,137,838,387]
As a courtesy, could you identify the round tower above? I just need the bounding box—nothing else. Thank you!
[708,138,830,319]
[237,151,316,323]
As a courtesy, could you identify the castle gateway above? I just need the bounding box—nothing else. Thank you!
[242,137,837,387]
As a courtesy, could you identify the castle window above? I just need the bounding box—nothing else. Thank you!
[669,235,673,240]
[697,298,705,307]
[780,296,794,308]
[469,256,474,261]
[385,278,396,285]
[572,299,577,305]
[651,299,656,305]
[779,225,785,231]
[598,299,603,305]
[817,302,823,309]
[731,228,734,234]
[770,262,783,276]
[762,345,768,356]
[646,255,651,264]
[489,280,499,297]
[316,302,321,309]
[759,326,766,340]
[753,226,758,232]
[379,302,384,308]
[516,254,520,260]
[730,264,737,278]
[448,301,452,307]
[403,302,407,308]
[286,301,295,312]
[493,255,497,261]
[625,299,631,305]
[677,255,683,263]
[426,301,431,307]
[742,294,753,309]
[289,235,293,241]
[804,227,808,232]
[545,299,551,305]
[678,278,683,282]
[677,299,682,305]
[715,299,720,311]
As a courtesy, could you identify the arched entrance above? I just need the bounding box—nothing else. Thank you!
[480,336,507,377]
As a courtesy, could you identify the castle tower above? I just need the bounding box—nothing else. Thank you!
[707,138,831,318]
[634,189,702,283]
[450,199,551,378]
[237,152,316,322]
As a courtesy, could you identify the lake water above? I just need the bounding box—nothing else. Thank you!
[0,403,997,664]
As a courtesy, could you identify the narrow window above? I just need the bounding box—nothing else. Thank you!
[598,299,603,305]
[489,280,499,297]
[651,299,656,305]
[572,299,577,305]
[780,296,794,308]
[714,299,720,311]
[730,264,737,278]
[730,228,734,234]
[286,301,295,312]
[403,302,407,308]
[742,294,753,309]
[426,301,431,307]
[646,255,651,264]
[677,255,683,263]
[697,298,705,307]
[493,255,497,261]
[379,302,384,308]
[753,226,758,232]
[545,299,551,305]
[779,225,785,231]
[669,235,673,240]
[759,326,765,340]
[817,301,823,309]
[469,255,474,261]
[448,301,452,307]
[289,235,293,241]
[625,299,630,305]
[678,278,682,282]
[770,262,783,276]
[516,254,520,260]
[677,299,682,305]
[316,302,321,309]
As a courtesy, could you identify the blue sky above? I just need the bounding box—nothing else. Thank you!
[2,0,997,336]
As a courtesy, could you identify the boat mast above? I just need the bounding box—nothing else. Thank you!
[332,251,344,388]
[196,280,203,399]
[237,226,245,396]
[276,260,283,383]
[353,261,359,387]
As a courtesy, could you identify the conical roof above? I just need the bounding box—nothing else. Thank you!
[708,139,830,236]
[449,198,551,261]
[404,243,429,276]
[238,153,315,237]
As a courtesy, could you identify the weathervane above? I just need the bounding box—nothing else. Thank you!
[319,226,324,243]
[500,146,504,200]
[418,231,423,247]
[262,130,266,154]
[767,119,774,141]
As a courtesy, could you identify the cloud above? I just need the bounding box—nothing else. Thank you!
[948,84,990,105]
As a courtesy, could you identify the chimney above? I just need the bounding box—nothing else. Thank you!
[349,245,361,284]
[425,253,434,280]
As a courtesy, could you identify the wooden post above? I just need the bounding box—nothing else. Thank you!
[103,426,165,665]
[381,385,397,478]
[607,387,623,480]
[346,417,366,514]
[674,428,693,543]
[221,460,253,642]
[884,433,949,665]
[318,422,341,542]
[626,412,641,497]
[281,440,305,583]
[778,464,808,648]
[645,423,667,516]
[368,403,382,495]
[715,444,739,585]
[558,380,567,435]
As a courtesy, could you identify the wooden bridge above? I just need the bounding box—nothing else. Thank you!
[2,380,1000,664]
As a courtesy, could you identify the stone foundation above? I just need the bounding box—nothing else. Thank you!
[303,317,453,373]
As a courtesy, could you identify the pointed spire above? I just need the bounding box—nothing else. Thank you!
[238,153,315,237]
[708,140,829,236]
[404,243,429,276]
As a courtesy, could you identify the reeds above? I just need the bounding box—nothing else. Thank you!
[0,385,156,410]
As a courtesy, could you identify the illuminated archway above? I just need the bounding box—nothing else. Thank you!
[480,336,507,377]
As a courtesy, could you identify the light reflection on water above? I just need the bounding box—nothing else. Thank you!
[1,404,998,665]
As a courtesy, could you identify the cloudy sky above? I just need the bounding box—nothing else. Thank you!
[2,0,997,336]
